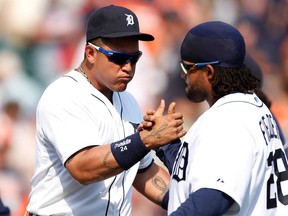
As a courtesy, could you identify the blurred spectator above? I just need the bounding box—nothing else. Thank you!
[270,34,288,143]
[0,49,39,216]
[0,50,42,118]
[0,101,27,216]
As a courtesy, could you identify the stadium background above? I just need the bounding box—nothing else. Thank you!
[0,0,287,215]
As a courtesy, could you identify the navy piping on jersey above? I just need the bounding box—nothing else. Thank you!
[62,75,117,215]
[63,75,78,82]
[117,92,126,138]
[63,74,114,117]
[218,95,286,144]
[91,89,117,215]
[91,94,114,117]
[117,92,126,215]
[119,171,126,216]
[105,176,117,216]
[93,93,124,215]
[217,92,264,108]
[219,100,264,108]
[90,92,126,215]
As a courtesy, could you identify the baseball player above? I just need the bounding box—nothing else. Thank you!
[167,21,288,215]
[26,5,185,216]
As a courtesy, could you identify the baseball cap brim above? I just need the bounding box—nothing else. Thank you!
[100,32,154,41]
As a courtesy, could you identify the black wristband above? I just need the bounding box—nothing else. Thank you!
[111,132,150,170]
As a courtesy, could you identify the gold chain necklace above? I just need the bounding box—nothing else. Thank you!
[79,65,91,84]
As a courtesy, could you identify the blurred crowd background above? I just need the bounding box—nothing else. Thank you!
[0,0,287,215]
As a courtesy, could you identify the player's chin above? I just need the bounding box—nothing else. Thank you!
[186,90,205,103]
[113,83,129,92]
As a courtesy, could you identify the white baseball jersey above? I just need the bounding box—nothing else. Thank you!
[169,93,288,215]
[27,70,153,215]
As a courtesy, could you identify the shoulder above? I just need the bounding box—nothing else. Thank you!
[41,71,79,97]
[37,71,86,112]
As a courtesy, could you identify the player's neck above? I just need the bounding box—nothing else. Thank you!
[76,65,113,102]
[79,65,92,84]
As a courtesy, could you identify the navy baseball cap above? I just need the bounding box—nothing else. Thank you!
[86,5,154,42]
[181,21,246,68]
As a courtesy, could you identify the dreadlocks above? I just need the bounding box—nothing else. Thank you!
[211,65,260,100]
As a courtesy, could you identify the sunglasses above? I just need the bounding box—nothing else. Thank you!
[180,61,220,75]
[88,42,142,66]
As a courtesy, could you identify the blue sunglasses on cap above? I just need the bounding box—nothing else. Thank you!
[88,42,142,66]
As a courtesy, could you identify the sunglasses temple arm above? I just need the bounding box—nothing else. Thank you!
[196,61,220,67]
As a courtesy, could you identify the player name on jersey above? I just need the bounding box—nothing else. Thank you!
[259,113,281,145]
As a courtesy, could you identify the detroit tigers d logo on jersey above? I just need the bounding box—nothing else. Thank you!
[172,142,189,181]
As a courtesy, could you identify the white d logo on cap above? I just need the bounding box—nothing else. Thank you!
[125,14,134,26]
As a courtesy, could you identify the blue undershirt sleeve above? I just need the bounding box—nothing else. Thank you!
[169,188,234,216]
[156,139,182,174]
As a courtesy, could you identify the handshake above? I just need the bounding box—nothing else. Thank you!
[137,100,186,173]
[138,99,186,150]
[112,99,185,171]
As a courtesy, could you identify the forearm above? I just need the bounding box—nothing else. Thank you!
[65,132,152,184]
[133,163,170,206]
[65,144,123,184]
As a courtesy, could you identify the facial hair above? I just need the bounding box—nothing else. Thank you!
[185,76,207,103]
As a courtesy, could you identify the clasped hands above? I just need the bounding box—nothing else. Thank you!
[138,99,186,150]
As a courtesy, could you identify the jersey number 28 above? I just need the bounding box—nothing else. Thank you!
[266,148,288,209]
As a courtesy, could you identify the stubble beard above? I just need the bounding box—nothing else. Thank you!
[185,85,206,103]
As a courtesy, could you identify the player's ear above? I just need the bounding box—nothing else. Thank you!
[206,65,215,79]
[85,44,97,63]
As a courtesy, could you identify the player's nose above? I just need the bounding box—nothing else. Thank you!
[120,61,135,72]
